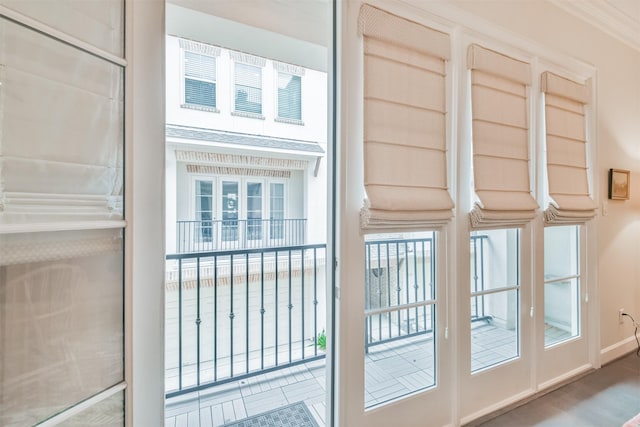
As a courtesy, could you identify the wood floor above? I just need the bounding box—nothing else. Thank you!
[476,351,640,427]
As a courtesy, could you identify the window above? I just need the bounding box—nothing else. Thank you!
[277,72,302,121]
[195,180,213,242]
[235,62,262,114]
[544,225,580,347]
[184,51,216,108]
[470,229,520,372]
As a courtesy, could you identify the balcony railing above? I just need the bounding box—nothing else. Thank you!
[165,235,489,398]
[176,219,306,253]
[364,237,435,353]
[165,243,326,398]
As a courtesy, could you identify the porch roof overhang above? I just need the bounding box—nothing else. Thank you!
[166,124,325,157]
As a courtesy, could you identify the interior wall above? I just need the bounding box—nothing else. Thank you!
[449,0,640,353]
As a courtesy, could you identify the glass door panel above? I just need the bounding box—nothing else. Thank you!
[221,181,239,245]
[246,182,263,243]
[364,232,437,408]
[470,229,520,372]
[269,183,285,243]
[195,180,214,244]
[544,225,580,347]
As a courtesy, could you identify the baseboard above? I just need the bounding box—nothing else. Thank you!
[601,336,638,365]
[537,363,593,391]
[462,364,594,426]
[460,389,535,426]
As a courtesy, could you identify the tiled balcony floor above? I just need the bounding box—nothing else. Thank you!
[165,323,572,426]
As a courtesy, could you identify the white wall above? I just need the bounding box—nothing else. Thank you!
[165,36,328,144]
[449,0,640,358]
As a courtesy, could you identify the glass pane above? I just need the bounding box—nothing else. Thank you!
[544,278,580,346]
[222,181,238,242]
[0,0,124,56]
[544,225,579,280]
[0,229,124,426]
[471,290,519,372]
[0,18,124,224]
[184,51,216,80]
[278,73,301,120]
[364,232,436,409]
[270,183,285,240]
[470,229,519,371]
[470,229,519,294]
[185,79,216,107]
[544,225,580,347]
[247,183,262,240]
[57,391,124,427]
[235,63,262,114]
[196,181,213,243]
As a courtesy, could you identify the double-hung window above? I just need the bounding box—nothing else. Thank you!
[277,72,302,121]
[235,63,262,115]
[184,51,216,108]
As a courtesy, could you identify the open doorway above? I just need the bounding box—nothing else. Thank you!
[162,2,331,426]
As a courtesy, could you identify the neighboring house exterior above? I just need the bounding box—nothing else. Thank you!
[165,36,328,254]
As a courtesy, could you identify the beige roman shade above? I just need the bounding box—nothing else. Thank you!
[541,71,596,223]
[468,44,538,228]
[358,4,454,231]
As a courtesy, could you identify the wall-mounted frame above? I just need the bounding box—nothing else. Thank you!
[608,168,630,200]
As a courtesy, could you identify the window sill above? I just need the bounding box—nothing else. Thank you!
[275,117,305,126]
[231,110,265,120]
[181,103,220,113]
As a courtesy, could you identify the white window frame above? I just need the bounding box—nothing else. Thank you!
[179,40,221,113]
[231,54,266,119]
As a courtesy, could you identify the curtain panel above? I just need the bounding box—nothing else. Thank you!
[541,71,596,224]
[358,4,454,232]
[467,44,538,228]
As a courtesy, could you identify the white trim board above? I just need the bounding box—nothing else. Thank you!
[600,336,640,365]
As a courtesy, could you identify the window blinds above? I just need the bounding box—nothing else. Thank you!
[358,4,454,231]
[278,73,302,120]
[184,51,216,108]
[235,62,262,114]
[467,44,538,228]
[541,71,596,223]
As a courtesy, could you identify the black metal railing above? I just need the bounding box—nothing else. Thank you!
[166,235,490,397]
[364,236,436,352]
[176,218,306,253]
[470,234,490,322]
[165,243,326,398]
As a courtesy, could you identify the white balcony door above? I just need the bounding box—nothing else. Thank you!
[457,228,534,423]
[338,2,453,425]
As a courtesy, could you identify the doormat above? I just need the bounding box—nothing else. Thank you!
[223,401,318,427]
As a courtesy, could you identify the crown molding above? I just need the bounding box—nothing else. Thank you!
[549,0,640,52]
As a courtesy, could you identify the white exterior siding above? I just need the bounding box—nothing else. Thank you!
[165,35,327,254]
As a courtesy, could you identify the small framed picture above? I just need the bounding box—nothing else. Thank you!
[608,169,630,200]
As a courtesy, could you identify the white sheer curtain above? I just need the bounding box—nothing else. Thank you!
[467,44,538,228]
[541,71,596,223]
[358,4,454,232]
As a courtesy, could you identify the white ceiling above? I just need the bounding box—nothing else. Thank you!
[167,0,640,53]
[550,0,640,52]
